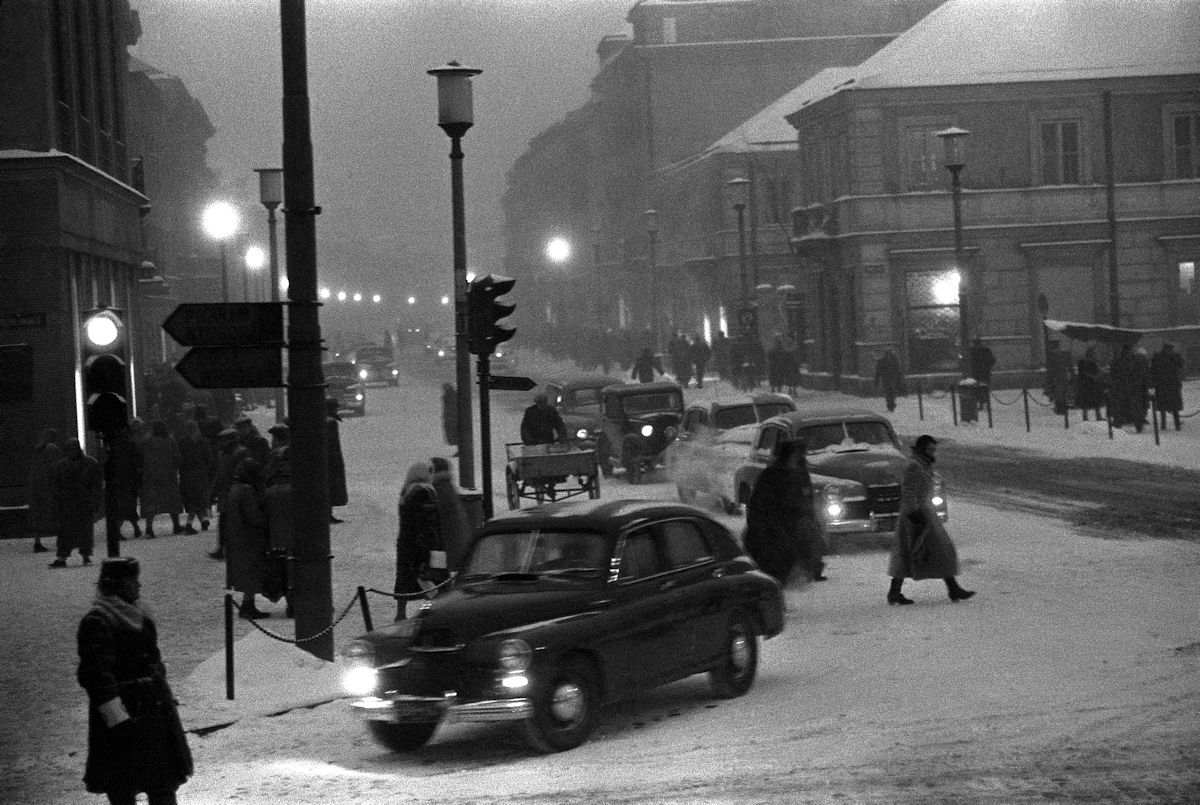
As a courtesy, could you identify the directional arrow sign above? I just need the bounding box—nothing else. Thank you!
[175,345,283,389]
[489,374,537,392]
[163,303,283,347]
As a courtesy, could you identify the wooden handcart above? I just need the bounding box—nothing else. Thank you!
[505,442,601,510]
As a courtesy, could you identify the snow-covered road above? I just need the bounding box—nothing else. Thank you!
[3,349,1198,804]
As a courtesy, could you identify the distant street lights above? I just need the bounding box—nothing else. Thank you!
[645,209,659,352]
[936,126,971,375]
[429,60,483,490]
[202,201,240,302]
[545,236,571,327]
[244,245,266,301]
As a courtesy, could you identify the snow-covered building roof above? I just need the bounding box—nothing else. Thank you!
[787,0,1200,114]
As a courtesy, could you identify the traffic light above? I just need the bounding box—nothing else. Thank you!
[81,306,129,434]
[467,274,516,357]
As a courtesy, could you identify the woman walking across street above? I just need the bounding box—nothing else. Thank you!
[394,461,444,621]
[887,435,974,605]
[27,428,62,553]
[743,438,825,585]
[137,420,184,538]
[76,557,192,804]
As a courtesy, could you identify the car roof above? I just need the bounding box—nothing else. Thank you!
[603,380,683,395]
[687,392,795,412]
[764,407,891,428]
[550,375,626,391]
[480,498,717,536]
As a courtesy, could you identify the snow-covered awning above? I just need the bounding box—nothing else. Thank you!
[1043,319,1200,346]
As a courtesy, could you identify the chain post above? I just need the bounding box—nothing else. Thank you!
[1023,388,1031,432]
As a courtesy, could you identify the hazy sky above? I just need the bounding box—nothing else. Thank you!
[130,0,632,313]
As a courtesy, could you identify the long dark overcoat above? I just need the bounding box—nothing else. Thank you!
[103,432,141,522]
[27,442,62,535]
[225,481,268,594]
[743,465,813,584]
[887,453,959,580]
[396,482,442,596]
[1150,348,1184,412]
[326,417,348,507]
[177,435,215,516]
[77,595,192,795]
[138,435,183,517]
[1075,356,1105,410]
[54,454,103,553]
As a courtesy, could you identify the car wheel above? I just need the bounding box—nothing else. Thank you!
[366,721,438,752]
[621,437,643,484]
[521,656,600,753]
[506,466,521,510]
[708,609,759,699]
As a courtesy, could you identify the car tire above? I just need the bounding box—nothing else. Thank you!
[708,609,759,699]
[521,656,600,753]
[366,721,438,752]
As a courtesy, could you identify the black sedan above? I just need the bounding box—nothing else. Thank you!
[341,499,785,753]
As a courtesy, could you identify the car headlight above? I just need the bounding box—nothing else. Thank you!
[497,638,532,672]
[640,424,653,438]
[822,484,845,519]
[391,368,399,376]
[437,349,445,357]
[358,369,368,379]
[931,475,945,507]
[576,428,589,440]
[340,639,377,697]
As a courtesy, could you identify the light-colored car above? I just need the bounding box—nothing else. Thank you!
[667,394,796,513]
[730,408,948,539]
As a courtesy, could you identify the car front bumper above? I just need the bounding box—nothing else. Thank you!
[350,692,533,724]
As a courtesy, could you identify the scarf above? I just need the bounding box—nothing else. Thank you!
[91,593,152,632]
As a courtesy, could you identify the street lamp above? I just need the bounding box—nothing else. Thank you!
[202,201,240,302]
[244,245,266,301]
[545,236,571,329]
[429,60,482,491]
[727,178,751,301]
[936,125,971,374]
[644,209,659,353]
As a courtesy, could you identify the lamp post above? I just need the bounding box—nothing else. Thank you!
[244,246,267,301]
[936,126,971,375]
[545,236,571,332]
[429,61,482,491]
[255,167,285,421]
[644,209,659,353]
[728,178,751,301]
[592,225,604,329]
[202,201,240,302]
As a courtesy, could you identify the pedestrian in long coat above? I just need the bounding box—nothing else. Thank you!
[264,440,294,615]
[225,458,270,619]
[103,426,143,544]
[886,435,974,605]
[766,337,789,393]
[1109,344,1149,431]
[137,420,184,538]
[630,347,663,383]
[76,557,192,803]
[49,439,102,567]
[1075,347,1105,421]
[27,428,61,553]
[743,439,824,585]
[712,331,732,381]
[1150,342,1185,431]
[326,398,349,521]
[689,334,712,388]
[395,461,443,620]
[210,431,249,560]
[874,350,904,412]
[177,420,216,534]
[430,456,472,573]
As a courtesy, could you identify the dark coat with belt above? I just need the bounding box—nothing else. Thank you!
[77,595,192,795]
[887,452,959,580]
[178,434,216,515]
[396,482,442,596]
[226,481,268,594]
[743,464,814,584]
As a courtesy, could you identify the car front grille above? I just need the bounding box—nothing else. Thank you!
[867,484,901,515]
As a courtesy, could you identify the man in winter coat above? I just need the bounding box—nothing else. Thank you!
[520,392,568,445]
[630,347,664,383]
[326,398,349,523]
[968,337,996,385]
[49,439,102,568]
[395,461,444,620]
[430,456,472,573]
[712,331,732,381]
[27,428,61,554]
[743,439,825,584]
[1075,347,1105,421]
[76,557,192,804]
[689,334,712,388]
[886,435,974,605]
[874,349,904,412]
[1150,342,1185,431]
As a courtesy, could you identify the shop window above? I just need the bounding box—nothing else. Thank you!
[906,270,960,373]
[1180,261,1196,295]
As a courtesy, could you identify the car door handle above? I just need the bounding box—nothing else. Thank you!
[658,580,677,592]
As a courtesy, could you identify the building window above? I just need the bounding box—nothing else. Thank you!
[906,269,961,373]
[1039,120,1081,185]
[1181,261,1196,295]
[903,127,945,191]
[1172,113,1200,179]
[661,17,677,44]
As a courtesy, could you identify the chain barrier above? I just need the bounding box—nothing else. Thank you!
[926,387,950,400]
[228,590,362,646]
[364,575,456,601]
[1026,393,1055,408]
[989,390,1024,406]
[1180,407,1200,419]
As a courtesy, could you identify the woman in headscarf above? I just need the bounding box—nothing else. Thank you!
[394,461,442,621]
[743,438,816,585]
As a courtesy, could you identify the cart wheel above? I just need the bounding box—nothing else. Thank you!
[597,438,614,478]
[505,467,520,510]
[587,470,601,500]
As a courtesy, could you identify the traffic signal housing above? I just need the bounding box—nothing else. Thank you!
[81,306,129,434]
[467,274,516,357]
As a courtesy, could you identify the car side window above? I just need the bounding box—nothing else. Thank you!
[682,410,700,434]
[755,426,781,455]
[660,520,714,568]
[617,528,661,581]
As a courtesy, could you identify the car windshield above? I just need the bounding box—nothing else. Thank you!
[797,421,895,452]
[757,401,795,419]
[619,391,683,416]
[462,530,609,582]
[324,362,355,379]
[562,388,602,408]
[355,347,392,363]
[712,404,757,430]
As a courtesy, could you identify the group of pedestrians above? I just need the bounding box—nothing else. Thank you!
[741,432,974,606]
[665,332,712,388]
[394,456,473,621]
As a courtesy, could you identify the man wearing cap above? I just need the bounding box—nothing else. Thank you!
[886,435,975,605]
[76,557,192,803]
[234,415,271,468]
[49,439,103,568]
[520,392,568,446]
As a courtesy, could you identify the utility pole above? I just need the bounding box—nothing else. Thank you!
[280,0,333,661]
